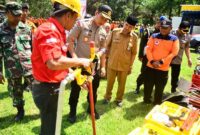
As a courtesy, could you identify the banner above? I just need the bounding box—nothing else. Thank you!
[81,0,87,18]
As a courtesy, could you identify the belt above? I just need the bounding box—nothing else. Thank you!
[32,80,61,95]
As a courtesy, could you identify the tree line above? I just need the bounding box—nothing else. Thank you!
[0,0,200,24]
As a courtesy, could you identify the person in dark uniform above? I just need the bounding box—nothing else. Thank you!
[67,5,112,123]
[134,16,167,94]
[31,0,91,134]
[0,4,5,23]
[170,21,192,93]
[152,16,167,34]
[134,23,150,94]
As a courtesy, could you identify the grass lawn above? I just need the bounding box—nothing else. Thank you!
[0,49,199,135]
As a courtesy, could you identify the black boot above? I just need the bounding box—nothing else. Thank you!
[171,87,176,93]
[68,106,77,124]
[87,106,100,120]
[15,106,24,122]
[134,86,140,94]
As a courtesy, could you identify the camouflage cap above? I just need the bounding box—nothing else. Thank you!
[0,4,5,13]
[5,2,22,16]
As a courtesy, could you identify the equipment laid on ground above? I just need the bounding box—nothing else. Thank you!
[129,102,200,135]
[163,56,200,109]
[189,57,200,109]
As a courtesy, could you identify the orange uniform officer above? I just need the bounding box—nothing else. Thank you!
[144,19,179,105]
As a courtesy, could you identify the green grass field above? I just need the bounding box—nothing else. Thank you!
[0,50,199,135]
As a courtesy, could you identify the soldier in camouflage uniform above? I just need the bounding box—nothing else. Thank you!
[20,3,35,91]
[0,4,5,23]
[21,3,37,34]
[0,2,32,121]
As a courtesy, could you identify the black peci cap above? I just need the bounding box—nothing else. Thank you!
[179,21,190,29]
[126,14,138,26]
[5,2,22,16]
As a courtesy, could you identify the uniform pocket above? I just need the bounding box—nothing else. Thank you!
[19,35,31,49]
[1,36,13,48]
[82,29,92,43]
[1,36,11,44]
[113,38,120,43]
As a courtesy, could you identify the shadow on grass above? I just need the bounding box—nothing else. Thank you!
[124,89,143,102]
[0,91,9,100]
[190,49,199,54]
[62,111,87,125]
[0,114,39,130]
[59,98,118,132]
[123,102,153,121]
[83,99,118,116]
[190,49,195,53]
[31,126,40,135]
[60,99,109,126]
[32,124,68,135]
[123,88,153,121]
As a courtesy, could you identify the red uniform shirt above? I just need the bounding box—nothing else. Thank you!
[31,17,68,83]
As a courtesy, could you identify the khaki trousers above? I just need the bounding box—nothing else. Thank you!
[104,68,128,101]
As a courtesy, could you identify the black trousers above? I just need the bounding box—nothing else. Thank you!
[69,73,100,110]
[171,64,181,93]
[136,56,148,88]
[31,80,60,135]
[144,67,168,104]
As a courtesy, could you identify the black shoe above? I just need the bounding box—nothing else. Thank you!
[134,87,140,94]
[143,100,152,104]
[94,110,100,119]
[24,86,31,92]
[68,107,77,123]
[14,107,24,122]
[87,107,100,120]
[153,101,162,105]
[115,101,123,107]
[68,114,76,123]
[171,88,176,93]
[102,99,110,104]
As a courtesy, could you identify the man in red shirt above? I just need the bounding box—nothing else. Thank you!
[31,1,91,135]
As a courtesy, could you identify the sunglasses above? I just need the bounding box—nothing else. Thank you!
[181,29,189,33]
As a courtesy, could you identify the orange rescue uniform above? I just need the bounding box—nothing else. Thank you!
[146,33,179,71]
